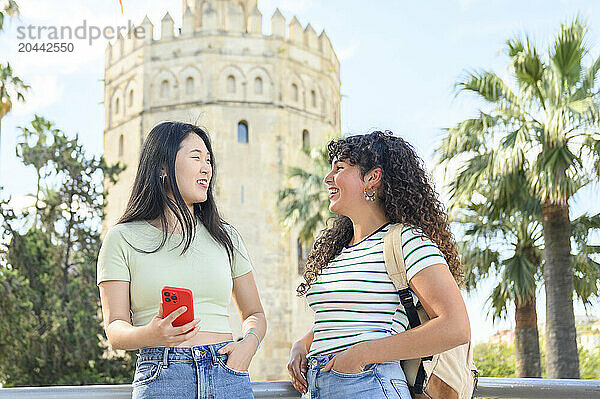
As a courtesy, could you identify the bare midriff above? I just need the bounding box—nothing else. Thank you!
[175,331,234,347]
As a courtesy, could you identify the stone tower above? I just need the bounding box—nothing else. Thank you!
[103,0,341,379]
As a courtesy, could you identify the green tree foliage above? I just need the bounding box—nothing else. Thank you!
[0,0,19,32]
[579,347,600,379]
[1,1,29,165]
[438,17,600,378]
[0,63,29,157]
[0,115,128,386]
[278,143,333,246]
[473,342,516,377]
[474,339,600,380]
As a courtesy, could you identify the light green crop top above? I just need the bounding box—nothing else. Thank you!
[96,220,253,332]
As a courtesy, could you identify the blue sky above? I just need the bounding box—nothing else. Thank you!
[1,0,599,342]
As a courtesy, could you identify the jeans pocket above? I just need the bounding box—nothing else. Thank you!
[330,363,375,378]
[132,360,162,387]
[216,354,250,376]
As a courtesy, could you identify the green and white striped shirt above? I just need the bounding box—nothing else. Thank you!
[307,223,447,357]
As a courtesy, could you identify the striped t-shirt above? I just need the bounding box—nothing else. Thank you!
[306,223,448,357]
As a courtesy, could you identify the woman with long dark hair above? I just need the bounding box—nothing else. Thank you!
[287,131,470,398]
[97,122,266,398]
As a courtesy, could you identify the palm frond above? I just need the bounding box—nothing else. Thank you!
[549,17,587,89]
[457,241,501,292]
[530,144,584,203]
[506,36,548,112]
[277,141,334,245]
[456,71,522,113]
[572,255,600,308]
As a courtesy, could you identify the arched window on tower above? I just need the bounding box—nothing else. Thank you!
[237,121,248,143]
[115,97,120,114]
[255,77,263,95]
[291,83,298,102]
[311,90,316,108]
[129,89,134,107]
[302,129,310,150]
[161,80,169,98]
[228,75,236,93]
[118,134,124,157]
[186,77,194,95]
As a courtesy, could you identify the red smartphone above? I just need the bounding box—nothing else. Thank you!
[161,286,194,327]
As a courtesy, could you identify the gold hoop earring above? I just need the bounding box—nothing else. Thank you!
[364,187,376,202]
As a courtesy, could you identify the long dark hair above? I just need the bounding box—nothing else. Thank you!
[298,131,463,295]
[117,121,234,262]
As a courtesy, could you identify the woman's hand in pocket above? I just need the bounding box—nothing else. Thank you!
[217,336,258,372]
[321,346,366,375]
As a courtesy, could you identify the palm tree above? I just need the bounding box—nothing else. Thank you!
[438,17,600,378]
[456,191,600,378]
[0,62,29,164]
[459,207,543,377]
[277,144,333,269]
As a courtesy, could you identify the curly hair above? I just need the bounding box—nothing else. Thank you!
[297,131,463,296]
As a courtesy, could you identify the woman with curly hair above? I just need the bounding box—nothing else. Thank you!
[287,131,470,398]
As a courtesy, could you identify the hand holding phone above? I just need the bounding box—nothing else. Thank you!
[161,286,194,328]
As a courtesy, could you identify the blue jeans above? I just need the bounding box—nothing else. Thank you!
[132,341,254,399]
[305,353,412,399]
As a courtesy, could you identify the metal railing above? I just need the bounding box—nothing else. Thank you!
[1,378,599,398]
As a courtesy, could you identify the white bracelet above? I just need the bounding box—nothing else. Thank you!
[244,330,261,349]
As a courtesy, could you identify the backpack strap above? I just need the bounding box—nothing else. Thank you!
[383,224,422,328]
[383,223,431,394]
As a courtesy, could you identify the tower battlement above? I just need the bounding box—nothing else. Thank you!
[105,2,338,72]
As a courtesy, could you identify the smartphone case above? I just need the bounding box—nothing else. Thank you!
[161,286,194,327]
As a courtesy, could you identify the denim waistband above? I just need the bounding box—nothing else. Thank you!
[137,340,232,363]
[306,353,338,369]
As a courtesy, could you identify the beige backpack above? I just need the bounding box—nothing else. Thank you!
[383,223,478,399]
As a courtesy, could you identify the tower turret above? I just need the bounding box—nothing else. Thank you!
[201,2,218,32]
[182,6,195,36]
[270,8,285,38]
[319,30,333,58]
[227,3,245,33]
[288,16,302,43]
[304,23,317,50]
[248,5,262,34]
[141,15,153,44]
[161,12,174,40]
